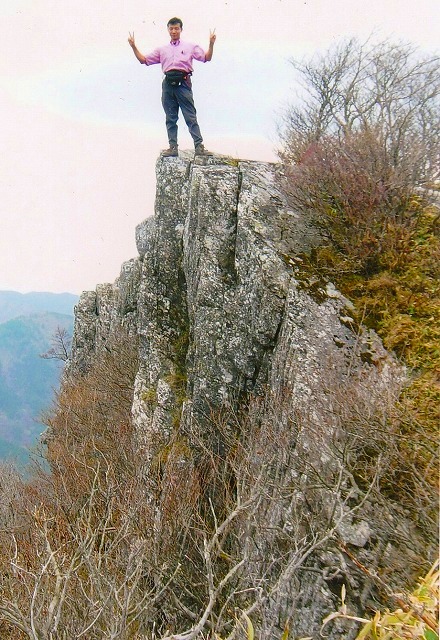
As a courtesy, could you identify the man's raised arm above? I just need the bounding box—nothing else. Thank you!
[128,32,146,64]
[205,29,216,61]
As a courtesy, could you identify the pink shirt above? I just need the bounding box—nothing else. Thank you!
[144,39,206,73]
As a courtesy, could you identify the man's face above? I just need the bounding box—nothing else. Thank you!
[168,23,182,41]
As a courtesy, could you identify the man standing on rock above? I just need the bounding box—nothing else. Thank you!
[128,17,216,157]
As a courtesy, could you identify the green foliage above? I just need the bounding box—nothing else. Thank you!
[141,386,158,406]
[322,563,439,639]
[243,612,254,640]
[316,203,439,429]
[224,156,240,167]
[171,329,189,377]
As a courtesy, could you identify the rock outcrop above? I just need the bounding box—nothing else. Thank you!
[70,152,395,444]
[67,152,414,638]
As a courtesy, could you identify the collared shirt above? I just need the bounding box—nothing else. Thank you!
[144,39,206,73]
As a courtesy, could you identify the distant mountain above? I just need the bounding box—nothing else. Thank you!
[0,302,77,466]
[0,291,78,324]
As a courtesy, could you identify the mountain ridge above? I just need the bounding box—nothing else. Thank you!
[0,290,78,324]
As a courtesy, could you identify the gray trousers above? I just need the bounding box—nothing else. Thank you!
[161,77,203,148]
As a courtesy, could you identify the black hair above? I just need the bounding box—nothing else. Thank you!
[167,17,183,29]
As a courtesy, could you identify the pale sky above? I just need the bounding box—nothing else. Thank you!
[1,0,438,295]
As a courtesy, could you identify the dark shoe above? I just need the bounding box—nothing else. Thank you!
[161,146,178,157]
[194,144,213,157]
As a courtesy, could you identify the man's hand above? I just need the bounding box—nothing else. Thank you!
[206,29,216,61]
[128,31,146,64]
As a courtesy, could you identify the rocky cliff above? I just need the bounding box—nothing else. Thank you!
[66,153,421,638]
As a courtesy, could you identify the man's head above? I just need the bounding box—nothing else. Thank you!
[167,17,183,41]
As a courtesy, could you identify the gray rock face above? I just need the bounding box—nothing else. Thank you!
[66,258,141,376]
[67,153,411,638]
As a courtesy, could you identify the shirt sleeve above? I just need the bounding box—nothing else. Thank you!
[192,44,206,63]
[144,47,161,65]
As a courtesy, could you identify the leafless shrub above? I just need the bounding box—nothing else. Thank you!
[281,128,432,277]
[279,38,440,186]
[0,463,23,530]
[40,326,72,362]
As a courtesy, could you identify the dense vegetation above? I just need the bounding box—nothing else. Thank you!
[279,37,439,526]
